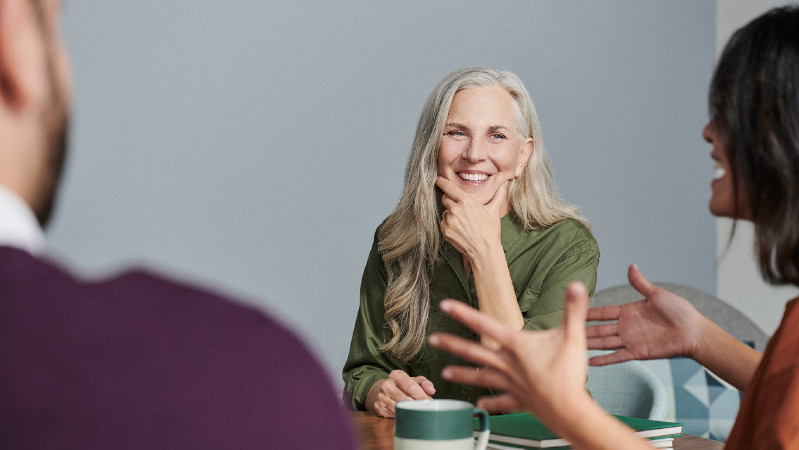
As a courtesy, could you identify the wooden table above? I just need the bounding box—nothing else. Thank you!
[350,411,724,450]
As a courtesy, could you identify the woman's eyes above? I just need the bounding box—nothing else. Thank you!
[444,130,506,140]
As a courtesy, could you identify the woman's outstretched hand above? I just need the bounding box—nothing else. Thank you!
[428,282,592,418]
[585,264,704,366]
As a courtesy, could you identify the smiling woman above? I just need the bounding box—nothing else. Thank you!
[342,67,600,418]
[437,86,533,208]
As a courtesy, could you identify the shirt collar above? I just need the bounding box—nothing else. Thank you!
[500,211,524,252]
[0,183,46,254]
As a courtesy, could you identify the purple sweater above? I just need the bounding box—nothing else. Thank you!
[0,246,355,449]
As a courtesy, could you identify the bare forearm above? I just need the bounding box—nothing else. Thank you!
[693,316,762,391]
[470,242,524,331]
[540,392,654,450]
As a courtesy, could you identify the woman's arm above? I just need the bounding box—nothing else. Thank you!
[343,229,436,416]
[693,317,762,391]
[342,231,398,410]
[429,283,654,449]
[522,224,599,330]
[436,177,524,336]
[587,264,762,391]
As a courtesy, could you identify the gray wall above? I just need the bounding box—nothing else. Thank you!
[50,1,716,385]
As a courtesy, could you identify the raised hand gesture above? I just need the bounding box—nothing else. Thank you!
[428,282,591,416]
[429,283,655,449]
[585,265,703,366]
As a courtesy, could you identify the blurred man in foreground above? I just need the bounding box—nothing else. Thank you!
[0,1,355,447]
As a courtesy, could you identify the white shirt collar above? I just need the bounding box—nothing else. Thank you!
[0,183,46,254]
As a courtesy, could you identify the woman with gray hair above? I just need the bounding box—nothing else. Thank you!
[343,67,599,418]
[430,7,799,449]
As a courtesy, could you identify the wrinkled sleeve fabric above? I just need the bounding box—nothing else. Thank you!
[520,222,599,331]
[342,229,406,410]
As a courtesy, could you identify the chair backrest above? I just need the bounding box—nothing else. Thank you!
[589,282,769,441]
[586,350,669,420]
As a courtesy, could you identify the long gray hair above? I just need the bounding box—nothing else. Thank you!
[379,67,587,363]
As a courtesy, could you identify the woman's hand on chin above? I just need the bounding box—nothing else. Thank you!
[436,176,508,260]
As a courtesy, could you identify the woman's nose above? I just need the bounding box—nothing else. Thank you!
[462,139,487,163]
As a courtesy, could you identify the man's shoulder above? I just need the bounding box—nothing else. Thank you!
[0,246,356,448]
[1,245,302,348]
[0,246,318,371]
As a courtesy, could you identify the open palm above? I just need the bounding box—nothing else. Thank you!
[585,265,703,366]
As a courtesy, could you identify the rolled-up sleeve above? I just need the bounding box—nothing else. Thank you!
[512,220,599,331]
[523,244,599,330]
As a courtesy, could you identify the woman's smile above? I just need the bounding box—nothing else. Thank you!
[437,86,533,206]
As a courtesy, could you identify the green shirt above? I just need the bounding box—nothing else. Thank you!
[342,214,599,410]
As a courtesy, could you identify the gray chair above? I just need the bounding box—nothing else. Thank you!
[586,350,669,420]
[589,282,769,441]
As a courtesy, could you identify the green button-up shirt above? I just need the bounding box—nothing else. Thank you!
[342,214,599,410]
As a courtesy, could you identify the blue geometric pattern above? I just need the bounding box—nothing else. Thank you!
[639,356,743,442]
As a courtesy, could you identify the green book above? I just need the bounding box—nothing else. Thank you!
[473,413,683,449]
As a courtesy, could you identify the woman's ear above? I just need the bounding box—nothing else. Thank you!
[515,138,535,178]
[0,0,40,109]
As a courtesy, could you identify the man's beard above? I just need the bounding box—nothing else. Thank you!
[35,106,69,228]
[34,40,70,229]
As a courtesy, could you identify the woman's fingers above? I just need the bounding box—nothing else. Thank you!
[373,371,435,418]
[436,176,467,201]
[486,181,510,217]
[438,299,516,346]
[428,331,510,372]
[586,333,623,351]
[562,282,590,339]
[389,370,433,400]
[440,365,511,392]
[413,375,437,397]
[627,264,658,298]
[476,393,521,414]
[585,304,622,322]
[585,322,618,338]
[587,349,636,367]
[441,194,455,211]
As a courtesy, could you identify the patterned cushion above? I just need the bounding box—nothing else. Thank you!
[639,354,747,442]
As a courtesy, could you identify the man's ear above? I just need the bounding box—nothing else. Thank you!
[0,0,37,108]
[515,138,535,178]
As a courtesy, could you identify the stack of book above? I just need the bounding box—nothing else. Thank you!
[475,413,683,449]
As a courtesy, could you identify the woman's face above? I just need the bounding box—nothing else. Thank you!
[437,86,534,206]
[704,119,750,219]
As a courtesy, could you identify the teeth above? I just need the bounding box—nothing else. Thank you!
[459,173,489,182]
[713,161,725,180]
